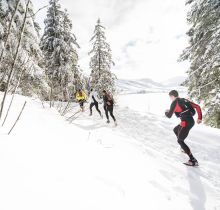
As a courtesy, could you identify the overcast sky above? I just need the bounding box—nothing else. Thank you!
[32,0,190,82]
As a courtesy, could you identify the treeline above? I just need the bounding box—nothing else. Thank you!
[0,0,116,114]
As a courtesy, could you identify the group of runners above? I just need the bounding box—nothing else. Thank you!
[75,89,117,126]
[75,88,202,166]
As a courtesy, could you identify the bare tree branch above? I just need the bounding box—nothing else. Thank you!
[26,5,48,18]
[2,59,29,126]
[8,101,27,135]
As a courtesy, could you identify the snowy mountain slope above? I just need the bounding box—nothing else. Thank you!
[116,78,186,94]
[162,76,186,87]
[116,78,163,94]
[0,93,220,210]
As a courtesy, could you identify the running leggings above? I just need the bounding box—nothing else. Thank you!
[90,102,101,115]
[79,100,84,108]
[173,119,195,155]
[104,105,116,122]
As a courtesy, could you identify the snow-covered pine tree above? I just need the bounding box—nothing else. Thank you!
[89,19,116,96]
[41,0,81,102]
[0,0,48,98]
[180,0,220,128]
[0,1,5,57]
[62,9,84,98]
[0,0,5,19]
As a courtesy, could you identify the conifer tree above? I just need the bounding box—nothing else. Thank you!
[89,19,116,96]
[41,0,81,101]
[180,0,220,128]
[0,0,48,97]
[0,0,49,119]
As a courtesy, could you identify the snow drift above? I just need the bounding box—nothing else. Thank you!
[0,92,220,210]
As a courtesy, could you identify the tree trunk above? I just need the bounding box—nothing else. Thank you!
[2,61,27,126]
[98,48,101,78]
[50,83,53,108]
[217,112,220,128]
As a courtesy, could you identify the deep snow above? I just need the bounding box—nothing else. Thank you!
[0,92,220,210]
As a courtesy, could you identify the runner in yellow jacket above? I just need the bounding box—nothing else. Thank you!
[75,89,87,111]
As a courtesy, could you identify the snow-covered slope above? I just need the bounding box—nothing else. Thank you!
[0,93,220,210]
[162,76,186,87]
[116,78,186,94]
[116,78,164,94]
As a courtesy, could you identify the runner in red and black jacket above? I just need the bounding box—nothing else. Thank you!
[165,90,202,166]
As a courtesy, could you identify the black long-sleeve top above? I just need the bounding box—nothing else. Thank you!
[165,98,202,120]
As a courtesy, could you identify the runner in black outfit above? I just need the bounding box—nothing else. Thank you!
[89,89,102,117]
[165,90,202,166]
[102,90,117,126]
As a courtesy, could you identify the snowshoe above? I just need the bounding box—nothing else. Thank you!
[183,159,199,167]
[114,121,118,127]
[107,120,110,124]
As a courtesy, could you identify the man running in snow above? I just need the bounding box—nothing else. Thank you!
[165,90,202,166]
[89,89,102,117]
[75,89,87,112]
[102,90,117,126]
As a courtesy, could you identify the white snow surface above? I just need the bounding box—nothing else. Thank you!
[0,92,220,210]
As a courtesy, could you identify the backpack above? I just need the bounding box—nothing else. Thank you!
[178,98,196,117]
[107,94,114,104]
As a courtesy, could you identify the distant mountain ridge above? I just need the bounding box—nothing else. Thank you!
[116,78,186,94]
[162,76,186,87]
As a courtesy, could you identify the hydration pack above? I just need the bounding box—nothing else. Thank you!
[178,98,196,117]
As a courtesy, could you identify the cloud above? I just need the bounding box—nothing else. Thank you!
[32,0,189,82]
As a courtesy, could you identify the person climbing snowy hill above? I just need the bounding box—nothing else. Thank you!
[165,90,202,166]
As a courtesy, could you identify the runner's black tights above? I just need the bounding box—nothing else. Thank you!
[90,102,101,116]
[104,105,116,122]
[173,119,195,156]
